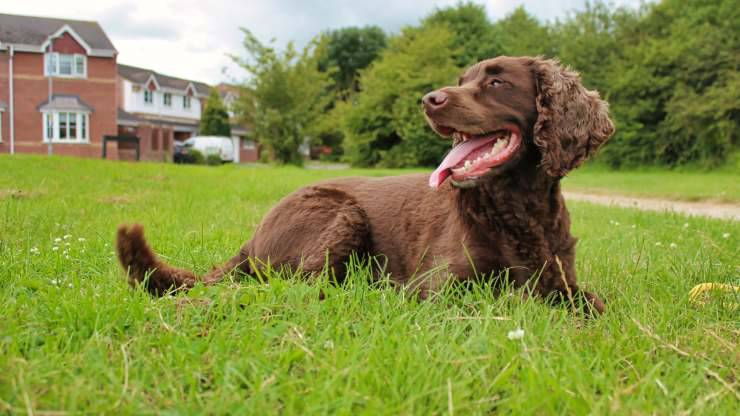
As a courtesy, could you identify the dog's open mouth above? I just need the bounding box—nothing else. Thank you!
[429,127,521,189]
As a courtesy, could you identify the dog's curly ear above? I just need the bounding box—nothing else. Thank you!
[531,58,615,177]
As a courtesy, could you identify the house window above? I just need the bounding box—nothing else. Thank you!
[243,139,256,150]
[144,90,153,104]
[164,93,172,107]
[75,55,85,75]
[43,112,90,143]
[45,53,86,78]
[183,96,191,109]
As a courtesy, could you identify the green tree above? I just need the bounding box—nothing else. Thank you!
[313,26,387,158]
[551,2,639,94]
[199,89,231,137]
[319,26,387,95]
[422,2,499,66]
[600,0,739,167]
[491,7,553,58]
[343,25,460,167]
[232,29,334,165]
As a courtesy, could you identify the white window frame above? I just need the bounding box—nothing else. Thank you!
[183,95,191,109]
[243,139,256,150]
[41,111,90,143]
[144,90,153,105]
[164,93,172,107]
[44,53,87,78]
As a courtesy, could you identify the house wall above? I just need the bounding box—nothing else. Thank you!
[46,32,86,54]
[239,137,259,163]
[0,47,118,159]
[116,123,173,162]
[0,51,7,146]
[121,79,202,120]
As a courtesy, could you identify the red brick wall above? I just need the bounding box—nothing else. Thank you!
[239,138,260,163]
[0,51,7,146]
[0,50,118,158]
[46,33,86,55]
[124,124,173,162]
[116,76,124,109]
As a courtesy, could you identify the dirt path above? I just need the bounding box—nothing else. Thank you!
[564,191,740,221]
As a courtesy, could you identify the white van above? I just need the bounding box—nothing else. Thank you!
[185,136,235,163]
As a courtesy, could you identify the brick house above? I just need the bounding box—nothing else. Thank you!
[116,64,211,161]
[0,14,118,158]
[215,82,259,163]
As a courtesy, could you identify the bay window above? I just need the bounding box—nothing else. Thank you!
[144,90,153,104]
[164,93,172,106]
[183,96,191,109]
[45,53,86,78]
[43,112,90,143]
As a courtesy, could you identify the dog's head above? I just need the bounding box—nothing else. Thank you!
[423,56,614,189]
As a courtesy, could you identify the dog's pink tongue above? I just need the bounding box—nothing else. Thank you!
[429,139,485,189]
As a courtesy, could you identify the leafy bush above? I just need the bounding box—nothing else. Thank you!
[528,0,739,169]
[205,154,222,166]
[189,149,205,165]
[342,25,459,167]
[185,149,221,166]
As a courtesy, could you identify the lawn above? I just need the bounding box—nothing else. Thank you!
[564,164,740,203]
[1,155,738,414]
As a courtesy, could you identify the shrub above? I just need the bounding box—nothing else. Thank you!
[206,154,222,166]
[189,149,205,165]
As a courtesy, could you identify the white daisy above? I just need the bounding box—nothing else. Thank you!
[507,328,525,340]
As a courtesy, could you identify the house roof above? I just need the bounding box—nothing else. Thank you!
[118,64,211,97]
[37,95,93,112]
[0,13,116,55]
[118,109,200,132]
[231,124,250,136]
[117,108,141,125]
[216,83,240,98]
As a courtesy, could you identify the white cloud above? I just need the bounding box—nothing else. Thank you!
[3,0,644,85]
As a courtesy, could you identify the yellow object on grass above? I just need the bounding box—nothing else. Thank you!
[688,283,738,310]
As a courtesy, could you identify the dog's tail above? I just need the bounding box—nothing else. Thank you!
[116,224,248,296]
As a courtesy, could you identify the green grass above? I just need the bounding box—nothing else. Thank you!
[1,155,738,414]
[565,164,740,203]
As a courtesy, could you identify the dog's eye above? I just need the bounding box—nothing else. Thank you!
[489,79,503,87]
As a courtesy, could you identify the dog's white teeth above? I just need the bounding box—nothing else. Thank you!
[487,139,508,158]
[464,160,472,169]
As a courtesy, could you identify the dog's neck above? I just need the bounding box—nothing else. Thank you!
[455,167,564,231]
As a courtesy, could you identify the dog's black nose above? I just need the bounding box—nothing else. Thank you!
[422,91,448,110]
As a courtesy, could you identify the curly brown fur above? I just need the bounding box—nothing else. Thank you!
[115,56,613,316]
[532,58,615,177]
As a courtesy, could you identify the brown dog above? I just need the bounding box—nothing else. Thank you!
[117,56,614,314]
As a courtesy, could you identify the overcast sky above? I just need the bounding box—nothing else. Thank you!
[4,0,643,85]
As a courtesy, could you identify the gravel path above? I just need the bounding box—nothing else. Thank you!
[564,191,740,221]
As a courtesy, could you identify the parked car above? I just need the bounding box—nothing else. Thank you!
[173,139,196,164]
[174,136,234,164]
